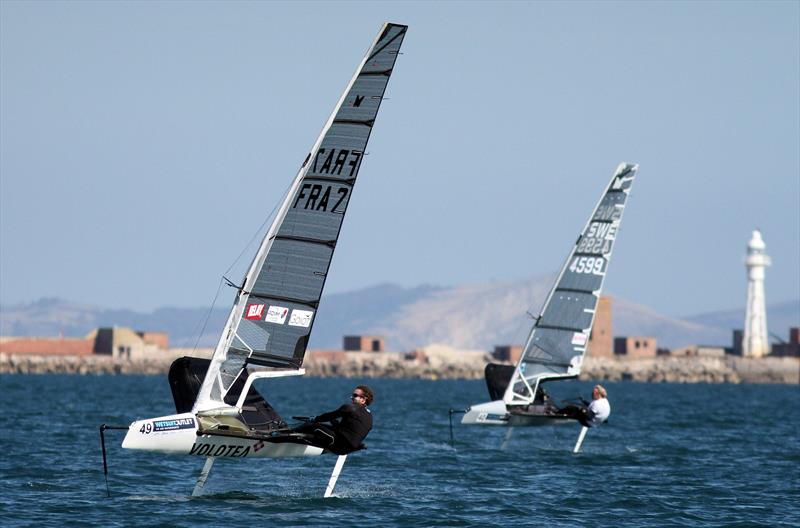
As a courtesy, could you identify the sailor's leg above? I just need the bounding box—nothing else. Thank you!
[573,426,589,453]
[500,427,514,451]
[192,456,215,497]
[323,454,348,498]
[561,404,592,427]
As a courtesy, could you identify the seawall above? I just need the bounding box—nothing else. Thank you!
[1,351,797,384]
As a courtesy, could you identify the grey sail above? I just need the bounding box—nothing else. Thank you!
[194,23,407,412]
[504,163,638,405]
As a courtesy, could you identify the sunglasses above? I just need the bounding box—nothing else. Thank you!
[351,393,365,399]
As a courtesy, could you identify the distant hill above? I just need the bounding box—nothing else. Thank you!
[1,281,797,352]
[308,283,444,348]
[683,299,800,343]
[0,297,228,348]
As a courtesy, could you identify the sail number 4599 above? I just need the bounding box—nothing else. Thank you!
[569,256,604,275]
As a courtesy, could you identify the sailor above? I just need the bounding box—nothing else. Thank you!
[560,384,610,427]
[296,385,374,455]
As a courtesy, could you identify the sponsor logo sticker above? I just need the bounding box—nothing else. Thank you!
[571,332,588,346]
[245,304,265,320]
[190,442,251,457]
[265,305,289,324]
[288,309,314,328]
[153,417,195,432]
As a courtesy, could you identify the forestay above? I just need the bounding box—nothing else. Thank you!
[504,163,638,406]
[194,23,408,412]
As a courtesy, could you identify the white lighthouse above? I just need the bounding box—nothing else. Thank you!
[743,229,771,358]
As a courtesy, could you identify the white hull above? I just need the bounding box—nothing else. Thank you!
[121,413,323,458]
[461,400,571,427]
[461,400,510,425]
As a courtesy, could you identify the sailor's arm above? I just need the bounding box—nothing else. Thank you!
[314,404,349,423]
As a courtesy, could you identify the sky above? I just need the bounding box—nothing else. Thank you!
[1,1,798,318]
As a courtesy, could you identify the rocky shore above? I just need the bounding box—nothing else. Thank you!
[1,348,797,384]
[581,356,799,384]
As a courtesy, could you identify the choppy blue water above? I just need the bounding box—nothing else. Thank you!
[1,375,798,527]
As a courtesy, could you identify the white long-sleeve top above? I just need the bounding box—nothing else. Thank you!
[587,397,610,425]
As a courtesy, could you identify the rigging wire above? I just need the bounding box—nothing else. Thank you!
[506,275,552,357]
[224,179,293,278]
[190,277,225,355]
[188,179,293,353]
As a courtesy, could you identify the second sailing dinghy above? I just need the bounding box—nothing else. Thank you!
[116,22,407,497]
[461,163,639,452]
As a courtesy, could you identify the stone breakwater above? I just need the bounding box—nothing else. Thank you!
[581,356,799,384]
[0,353,170,375]
[1,351,797,384]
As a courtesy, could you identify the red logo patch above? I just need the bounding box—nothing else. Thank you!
[245,304,265,320]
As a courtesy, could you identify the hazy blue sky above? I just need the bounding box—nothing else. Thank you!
[1,1,798,318]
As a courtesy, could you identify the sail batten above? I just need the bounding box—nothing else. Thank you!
[333,119,375,127]
[247,293,320,308]
[193,23,407,412]
[273,235,338,248]
[554,287,596,295]
[303,175,357,185]
[503,162,639,406]
[360,70,394,77]
[533,324,587,333]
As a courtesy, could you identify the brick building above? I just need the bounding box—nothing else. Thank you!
[0,327,168,359]
[771,327,800,357]
[614,337,658,358]
[587,296,613,357]
[671,345,726,357]
[0,336,94,356]
[343,335,385,352]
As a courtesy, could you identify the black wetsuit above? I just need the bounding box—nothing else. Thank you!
[299,403,372,455]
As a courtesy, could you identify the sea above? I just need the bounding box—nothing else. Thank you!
[1,375,798,527]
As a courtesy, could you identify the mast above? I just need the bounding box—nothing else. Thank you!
[503,162,639,406]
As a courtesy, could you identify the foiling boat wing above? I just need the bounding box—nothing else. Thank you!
[462,162,638,431]
[505,163,638,406]
[111,22,407,497]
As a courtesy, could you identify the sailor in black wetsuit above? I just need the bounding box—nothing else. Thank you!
[296,385,373,455]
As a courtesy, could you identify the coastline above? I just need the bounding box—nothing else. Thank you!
[1,351,797,384]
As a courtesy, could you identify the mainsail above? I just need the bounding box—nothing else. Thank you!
[503,163,638,406]
[193,23,408,412]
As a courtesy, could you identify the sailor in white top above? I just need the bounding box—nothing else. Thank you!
[558,384,611,427]
[586,385,610,425]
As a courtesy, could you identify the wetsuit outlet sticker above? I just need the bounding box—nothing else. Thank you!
[153,418,195,432]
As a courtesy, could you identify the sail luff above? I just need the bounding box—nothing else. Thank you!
[503,163,638,405]
[192,23,407,412]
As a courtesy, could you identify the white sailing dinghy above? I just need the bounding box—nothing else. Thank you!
[460,163,639,452]
[109,22,407,497]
